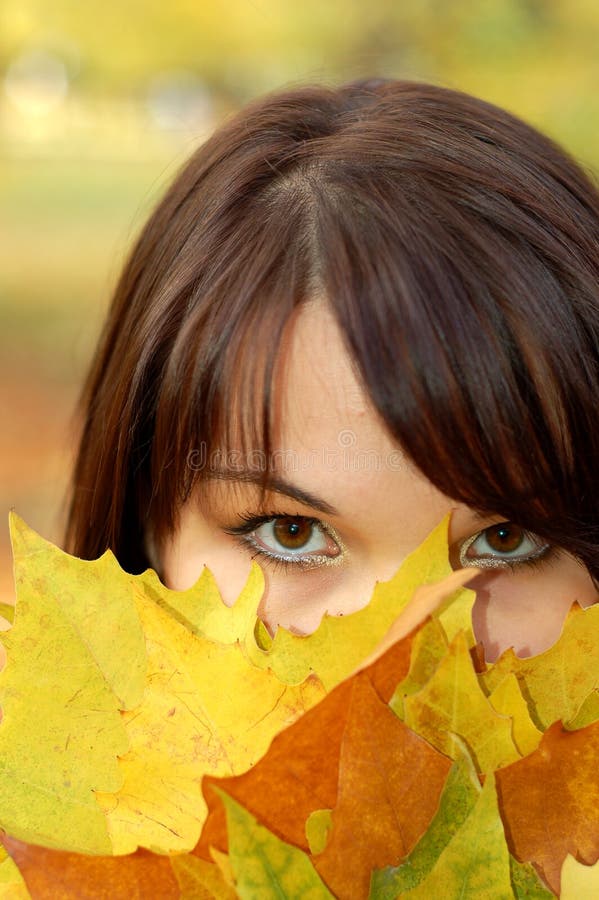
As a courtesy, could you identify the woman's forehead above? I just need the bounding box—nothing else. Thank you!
[271,300,383,454]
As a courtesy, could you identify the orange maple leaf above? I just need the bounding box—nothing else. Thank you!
[496,719,599,895]
[1,838,179,899]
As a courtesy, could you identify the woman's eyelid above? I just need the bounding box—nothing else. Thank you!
[225,509,329,535]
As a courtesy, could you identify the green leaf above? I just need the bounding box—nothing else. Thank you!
[389,617,448,720]
[509,855,555,899]
[305,809,333,856]
[566,689,599,730]
[219,790,334,899]
[399,774,513,899]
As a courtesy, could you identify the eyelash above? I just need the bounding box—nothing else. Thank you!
[222,512,557,575]
[222,511,342,573]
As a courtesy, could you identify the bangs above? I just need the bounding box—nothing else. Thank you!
[321,169,598,556]
[150,161,324,535]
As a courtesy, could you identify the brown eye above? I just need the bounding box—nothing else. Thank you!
[459,521,551,570]
[250,516,341,564]
[484,523,526,553]
[273,517,313,550]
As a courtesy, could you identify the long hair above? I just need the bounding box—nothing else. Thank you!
[65,78,599,579]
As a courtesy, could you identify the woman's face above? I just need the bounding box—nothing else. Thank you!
[158,301,598,661]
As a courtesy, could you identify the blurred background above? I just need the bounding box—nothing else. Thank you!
[1,0,598,600]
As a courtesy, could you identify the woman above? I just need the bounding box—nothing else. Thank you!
[66,77,599,662]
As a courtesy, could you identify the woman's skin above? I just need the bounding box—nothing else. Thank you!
[158,301,598,661]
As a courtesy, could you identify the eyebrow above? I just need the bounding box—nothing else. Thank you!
[205,469,339,516]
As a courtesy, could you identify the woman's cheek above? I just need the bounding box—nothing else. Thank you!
[470,556,598,662]
[159,510,253,606]
[258,564,377,636]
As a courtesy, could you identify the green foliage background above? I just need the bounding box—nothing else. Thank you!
[1,0,598,598]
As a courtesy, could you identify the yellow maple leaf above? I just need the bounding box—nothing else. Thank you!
[481,603,599,729]
[0,516,130,854]
[487,673,543,758]
[402,631,520,772]
[96,586,324,854]
[388,617,448,719]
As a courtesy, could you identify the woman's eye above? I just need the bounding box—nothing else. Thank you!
[459,522,551,570]
[249,516,341,565]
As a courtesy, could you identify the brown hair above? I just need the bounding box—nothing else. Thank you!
[66,78,599,580]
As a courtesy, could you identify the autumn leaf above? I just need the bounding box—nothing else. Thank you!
[1,513,466,869]
[198,642,453,899]
[487,674,543,757]
[3,512,599,898]
[305,810,333,857]
[387,616,448,718]
[0,603,14,626]
[355,569,477,674]
[244,516,459,689]
[568,689,599,730]
[141,560,264,649]
[0,516,132,853]
[401,630,520,771]
[495,719,599,895]
[1,838,180,899]
[509,856,555,900]
[136,515,460,693]
[434,577,476,645]
[96,585,324,855]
